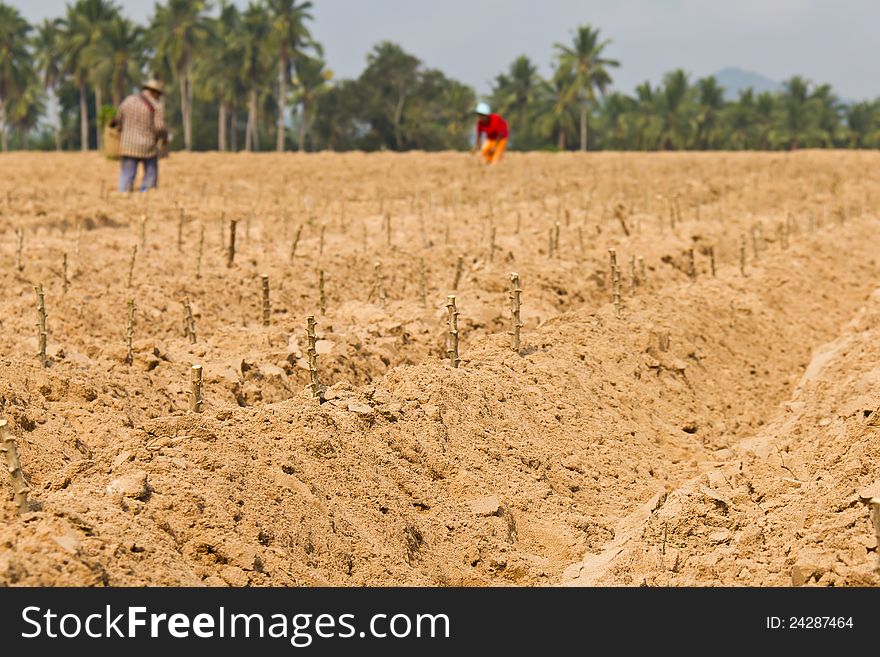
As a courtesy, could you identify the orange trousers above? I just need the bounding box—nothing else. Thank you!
[481,137,507,164]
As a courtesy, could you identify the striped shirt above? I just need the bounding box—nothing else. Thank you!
[117,93,166,159]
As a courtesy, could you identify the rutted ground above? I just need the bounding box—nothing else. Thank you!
[0,151,878,586]
[564,288,880,587]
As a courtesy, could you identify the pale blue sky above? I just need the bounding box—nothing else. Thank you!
[15,0,879,101]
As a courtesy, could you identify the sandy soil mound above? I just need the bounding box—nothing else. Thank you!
[564,289,880,586]
[0,151,878,586]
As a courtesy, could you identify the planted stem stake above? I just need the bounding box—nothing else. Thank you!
[384,212,392,247]
[190,364,203,413]
[419,210,428,248]
[446,295,461,368]
[196,224,205,279]
[35,284,47,366]
[181,297,197,344]
[261,274,271,326]
[548,228,555,258]
[578,225,585,256]
[289,223,303,262]
[140,215,147,250]
[740,237,747,277]
[418,258,428,307]
[127,245,137,288]
[630,255,637,295]
[126,299,135,365]
[307,315,320,397]
[751,225,760,263]
[0,419,30,514]
[451,254,465,291]
[613,203,631,237]
[612,265,621,318]
[687,248,696,281]
[319,270,326,315]
[319,223,326,257]
[15,228,23,272]
[226,219,237,268]
[709,246,716,277]
[489,226,496,262]
[369,262,387,306]
[658,331,670,352]
[509,273,522,352]
[638,256,647,286]
[554,221,561,257]
[609,249,620,316]
[177,208,185,252]
[62,253,69,294]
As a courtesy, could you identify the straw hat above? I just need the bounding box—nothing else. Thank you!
[142,79,164,94]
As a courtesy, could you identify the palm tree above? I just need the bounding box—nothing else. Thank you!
[596,92,636,150]
[554,24,619,151]
[693,76,725,149]
[810,83,841,147]
[0,2,32,151]
[535,68,578,150]
[649,69,694,150]
[88,15,144,107]
[774,76,824,150]
[197,0,244,151]
[149,0,209,151]
[32,18,65,150]
[267,0,317,152]
[9,73,45,149]
[723,88,756,150]
[754,91,776,149]
[292,54,330,151]
[490,55,540,148]
[61,0,118,151]
[629,81,656,150]
[239,2,272,151]
[842,101,880,149]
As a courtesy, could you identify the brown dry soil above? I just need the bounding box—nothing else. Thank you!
[0,151,878,587]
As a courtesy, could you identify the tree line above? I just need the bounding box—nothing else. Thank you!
[1,1,878,153]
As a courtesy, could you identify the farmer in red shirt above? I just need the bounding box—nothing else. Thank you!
[472,102,508,165]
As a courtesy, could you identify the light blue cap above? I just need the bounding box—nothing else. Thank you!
[475,102,491,115]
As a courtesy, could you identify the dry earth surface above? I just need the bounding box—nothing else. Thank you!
[0,150,878,587]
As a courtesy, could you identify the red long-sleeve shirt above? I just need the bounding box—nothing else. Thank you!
[476,114,508,141]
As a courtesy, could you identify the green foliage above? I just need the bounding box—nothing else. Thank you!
[0,2,35,150]
[2,4,879,152]
[554,24,619,150]
[98,104,116,128]
[489,55,544,149]
[308,42,474,151]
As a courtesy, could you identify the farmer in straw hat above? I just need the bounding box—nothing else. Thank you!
[471,102,508,165]
[110,78,168,192]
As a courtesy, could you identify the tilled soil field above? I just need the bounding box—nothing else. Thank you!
[0,150,878,586]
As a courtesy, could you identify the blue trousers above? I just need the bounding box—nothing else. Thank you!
[118,157,158,192]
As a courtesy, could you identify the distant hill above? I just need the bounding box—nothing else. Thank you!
[713,67,782,100]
